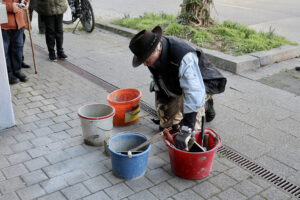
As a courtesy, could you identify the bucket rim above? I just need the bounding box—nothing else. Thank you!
[164,128,222,154]
[107,88,142,104]
[77,103,115,120]
[108,132,151,157]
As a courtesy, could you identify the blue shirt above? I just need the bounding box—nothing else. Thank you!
[179,52,206,113]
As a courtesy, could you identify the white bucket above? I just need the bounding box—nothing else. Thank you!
[78,104,115,146]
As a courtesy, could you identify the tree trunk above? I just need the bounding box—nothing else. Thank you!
[178,0,213,26]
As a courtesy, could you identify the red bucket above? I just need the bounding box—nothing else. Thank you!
[164,128,221,179]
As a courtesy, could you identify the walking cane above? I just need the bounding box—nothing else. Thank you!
[25,9,38,74]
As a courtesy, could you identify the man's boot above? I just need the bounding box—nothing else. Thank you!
[205,98,215,122]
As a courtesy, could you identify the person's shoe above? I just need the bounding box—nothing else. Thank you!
[205,98,215,122]
[49,53,57,62]
[21,62,31,68]
[57,52,68,60]
[15,72,28,82]
[9,75,19,84]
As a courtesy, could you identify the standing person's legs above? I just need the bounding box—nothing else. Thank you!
[55,14,67,59]
[38,14,46,34]
[11,28,28,82]
[41,15,57,61]
[2,29,18,84]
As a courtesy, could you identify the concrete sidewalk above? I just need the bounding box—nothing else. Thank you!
[0,26,299,200]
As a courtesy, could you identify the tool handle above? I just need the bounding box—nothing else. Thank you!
[200,116,205,146]
[129,131,163,153]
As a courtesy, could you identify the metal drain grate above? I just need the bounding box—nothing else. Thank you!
[34,44,300,199]
[217,146,300,199]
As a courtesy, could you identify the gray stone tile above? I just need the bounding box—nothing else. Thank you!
[149,182,177,200]
[225,167,252,182]
[34,119,55,128]
[261,186,290,200]
[125,177,153,192]
[209,173,238,190]
[218,188,247,200]
[40,105,57,112]
[16,184,46,200]
[24,157,49,171]
[38,192,67,200]
[24,108,42,116]
[0,171,5,181]
[2,164,28,179]
[103,172,124,185]
[40,176,68,193]
[173,189,204,200]
[65,145,89,158]
[0,192,20,200]
[36,111,56,120]
[128,190,158,200]
[0,177,26,194]
[14,132,36,142]
[53,108,72,116]
[83,175,112,192]
[145,168,172,184]
[0,156,10,169]
[167,177,196,192]
[27,146,51,158]
[21,115,40,124]
[50,131,70,140]
[268,146,300,170]
[7,152,31,165]
[148,156,168,169]
[11,141,33,153]
[33,127,54,137]
[83,191,111,200]
[61,183,91,200]
[233,180,263,197]
[21,170,48,185]
[83,161,110,177]
[192,181,221,199]
[31,137,53,147]
[43,162,74,178]
[52,115,72,123]
[49,123,70,132]
[272,118,300,137]
[45,150,71,164]
[63,169,89,185]
[104,183,134,200]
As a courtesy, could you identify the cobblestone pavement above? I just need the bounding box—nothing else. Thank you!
[0,23,299,200]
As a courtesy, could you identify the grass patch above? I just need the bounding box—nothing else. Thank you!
[112,13,297,56]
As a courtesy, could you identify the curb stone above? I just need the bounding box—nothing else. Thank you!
[96,22,300,74]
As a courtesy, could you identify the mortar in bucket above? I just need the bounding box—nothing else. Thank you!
[108,132,151,179]
[107,88,141,126]
[164,128,221,179]
[78,104,115,146]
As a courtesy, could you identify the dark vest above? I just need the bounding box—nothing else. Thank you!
[148,36,227,103]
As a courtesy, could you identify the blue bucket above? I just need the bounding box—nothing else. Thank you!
[108,132,151,179]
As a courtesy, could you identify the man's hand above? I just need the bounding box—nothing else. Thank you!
[174,126,194,151]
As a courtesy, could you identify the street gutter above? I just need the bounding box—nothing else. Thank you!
[96,22,300,74]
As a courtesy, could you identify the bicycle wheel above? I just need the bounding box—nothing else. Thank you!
[80,0,95,33]
[63,6,73,24]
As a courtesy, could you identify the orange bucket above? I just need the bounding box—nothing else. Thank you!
[107,88,142,126]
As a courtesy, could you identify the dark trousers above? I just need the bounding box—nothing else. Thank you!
[41,14,64,55]
[29,8,45,32]
[2,28,24,77]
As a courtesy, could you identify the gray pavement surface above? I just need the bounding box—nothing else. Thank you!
[0,21,299,199]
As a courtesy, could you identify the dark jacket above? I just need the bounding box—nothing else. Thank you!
[149,36,227,103]
[35,0,68,16]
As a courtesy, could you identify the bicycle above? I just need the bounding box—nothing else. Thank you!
[63,0,95,33]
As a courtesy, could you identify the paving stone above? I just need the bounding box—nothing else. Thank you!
[209,173,238,190]
[30,90,46,96]
[261,186,290,200]
[66,127,82,137]
[218,188,247,200]
[0,171,5,181]
[148,156,168,169]
[81,150,107,164]
[103,172,124,185]
[173,189,203,200]
[34,119,55,128]
[61,183,91,200]
[38,192,67,200]
[21,170,48,185]
[14,132,36,142]
[7,152,31,165]
[50,131,70,140]
[2,163,28,179]
[27,146,51,158]
[65,145,89,158]
[11,141,33,153]
[16,184,46,200]
[249,195,266,200]
[52,115,72,123]
[36,111,56,120]
[66,119,81,128]
[104,183,134,200]
[167,177,196,192]
[0,156,11,169]
[31,137,53,147]
[192,181,221,199]
[248,176,271,189]
[53,108,72,116]
[0,177,26,194]
[40,176,68,193]
[43,162,74,178]
[33,127,54,137]
[0,192,20,200]
[233,180,263,197]
[45,150,71,164]
[24,157,49,171]
[49,123,70,132]
[63,169,89,185]
[28,95,45,102]
[21,115,40,124]
[225,167,252,182]
[40,105,57,112]
[149,182,177,200]
[268,146,300,170]
[26,102,43,109]
[125,177,153,192]
[83,161,110,177]
[83,175,112,192]
[24,108,42,116]
[128,190,158,200]
[82,191,112,200]
[145,168,172,185]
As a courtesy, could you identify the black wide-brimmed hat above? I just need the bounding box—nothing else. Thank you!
[129,26,162,67]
